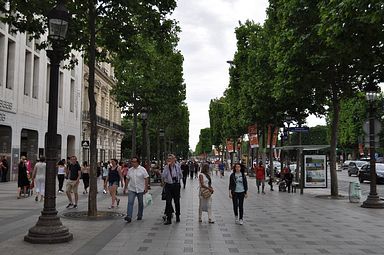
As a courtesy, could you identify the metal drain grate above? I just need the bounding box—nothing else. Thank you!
[61,211,125,221]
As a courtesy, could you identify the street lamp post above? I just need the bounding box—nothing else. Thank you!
[25,0,73,243]
[141,107,148,167]
[361,90,384,208]
[159,129,165,170]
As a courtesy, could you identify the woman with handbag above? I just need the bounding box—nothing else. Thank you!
[229,163,248,225]
[199,163,214,224]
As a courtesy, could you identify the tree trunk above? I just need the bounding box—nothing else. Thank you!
[87,0,97,216]
[330,94,340,197]
[131,100,137,157]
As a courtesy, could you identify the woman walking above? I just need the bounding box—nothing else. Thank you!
[57,159,66,193]
[81,161,90,194]
[106,159,124,209]
[17,156,29,199]
[229,163,248,225]
[198,163,214,223]
[32,157,46,202]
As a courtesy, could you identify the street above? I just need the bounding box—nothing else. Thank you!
[1,170,384,254]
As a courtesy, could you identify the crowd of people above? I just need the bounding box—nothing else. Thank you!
[9,153,296,227]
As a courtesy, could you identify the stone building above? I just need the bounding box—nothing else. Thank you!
[0,22,82,181]
[81,62,124,164]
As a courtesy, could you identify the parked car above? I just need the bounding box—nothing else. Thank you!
[358,163,384,184]
[341,160,352,171]
[347,161,368,176]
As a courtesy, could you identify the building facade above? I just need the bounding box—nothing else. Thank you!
[0,22,83,181]
[81,62,124,164]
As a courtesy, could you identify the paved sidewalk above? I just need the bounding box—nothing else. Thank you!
[0,173,384,255]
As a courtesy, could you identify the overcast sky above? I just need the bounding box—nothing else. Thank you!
[172,0,325,150]
[171,0,269,150]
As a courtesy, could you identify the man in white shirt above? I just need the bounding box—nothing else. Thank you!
[124,156,149,223]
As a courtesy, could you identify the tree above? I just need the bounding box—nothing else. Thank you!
[1,0,178,215]
[195,128,212,157]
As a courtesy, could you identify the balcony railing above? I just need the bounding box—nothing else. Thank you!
[82,111,124,133]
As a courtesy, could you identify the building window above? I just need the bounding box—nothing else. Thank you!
[6,39,15,89]
[46,64,50,103]
[26,33,33,48]
[58,71,63,108]
[24,50,32,96]
[71,54,76,77]
[70,78,74,112]
[32,55,39,99]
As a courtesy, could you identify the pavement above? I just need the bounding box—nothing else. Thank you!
[1,172,384,255]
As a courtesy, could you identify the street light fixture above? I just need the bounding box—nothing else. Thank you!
[362,88,384,208]
[25,0,73,243]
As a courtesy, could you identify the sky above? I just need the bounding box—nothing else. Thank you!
[172,0,325,150]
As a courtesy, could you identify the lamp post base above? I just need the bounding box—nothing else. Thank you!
[361,194,384,209]
[24,211,73,244]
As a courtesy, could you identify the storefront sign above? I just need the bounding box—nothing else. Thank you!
[304,155,327,188]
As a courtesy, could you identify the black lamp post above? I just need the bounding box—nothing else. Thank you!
[141,107,148,167]
[25,0,73,243]
[159,128,165,170]
[361,90,384,208]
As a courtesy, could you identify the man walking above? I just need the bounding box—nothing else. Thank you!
[65,156,81,209]
[124,156,149,223]
[181,160,189,189]
[162,154,183,225]
[0,156,8,182]
[254,161,266,194]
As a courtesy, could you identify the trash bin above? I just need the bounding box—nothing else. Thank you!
[349,181,361,203]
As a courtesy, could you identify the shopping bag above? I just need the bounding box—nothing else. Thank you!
[144,193,153,206]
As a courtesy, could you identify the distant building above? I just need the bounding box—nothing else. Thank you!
[81,61,124,163]
[0,22,82,181]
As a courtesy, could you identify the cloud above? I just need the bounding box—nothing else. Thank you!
[172,0,269,150]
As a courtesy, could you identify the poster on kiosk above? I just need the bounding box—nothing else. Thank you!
[304,155,327,188]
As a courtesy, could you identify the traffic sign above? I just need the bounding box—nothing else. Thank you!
[82,140,90,147]
[287,127,309,133]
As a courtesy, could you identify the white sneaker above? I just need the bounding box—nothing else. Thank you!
[235,218,239,224]
[239,219,244,225]
[103,190,107,194]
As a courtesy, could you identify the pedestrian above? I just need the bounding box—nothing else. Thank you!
[194,161,199,178]
[124,157,149,223]
[162,154,183,225]
[181,160,189,189]
[0,156,9,182]
[102,162,109,194]
[254,161,266,194]
[81,161,90,194]
[219,161,225,178]
[17,156,29,199]
[65,156,81,209]
[199,163,214,224]
[106,159,124,209]
[229,163,248,225]
[32,157,46,202]
[284,169,294,193]
[189,161,194,179]
[121,162,129,194]
[57,159,66,193]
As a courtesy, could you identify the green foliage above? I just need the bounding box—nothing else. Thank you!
[195,128,212,155]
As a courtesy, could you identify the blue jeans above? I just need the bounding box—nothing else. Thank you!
[127,190,144,219]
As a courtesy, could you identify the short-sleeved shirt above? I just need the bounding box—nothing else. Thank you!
[34,162,46,180]
[127,165,149,193]
[255,166,265,180]
[68,162,81,181]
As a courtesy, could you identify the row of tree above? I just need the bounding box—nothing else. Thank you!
[2,0,189,214]
[208,0,384,197]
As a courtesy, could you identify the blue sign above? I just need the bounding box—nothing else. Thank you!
[288,127,309,133]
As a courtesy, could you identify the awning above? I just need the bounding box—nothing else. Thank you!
[274,145,330,151]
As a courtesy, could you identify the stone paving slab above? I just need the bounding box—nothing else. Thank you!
[1,172,384,254]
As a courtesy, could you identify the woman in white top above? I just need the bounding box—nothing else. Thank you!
[57,159,66,193]
[198,163,214,224]
[33,157,46,202]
